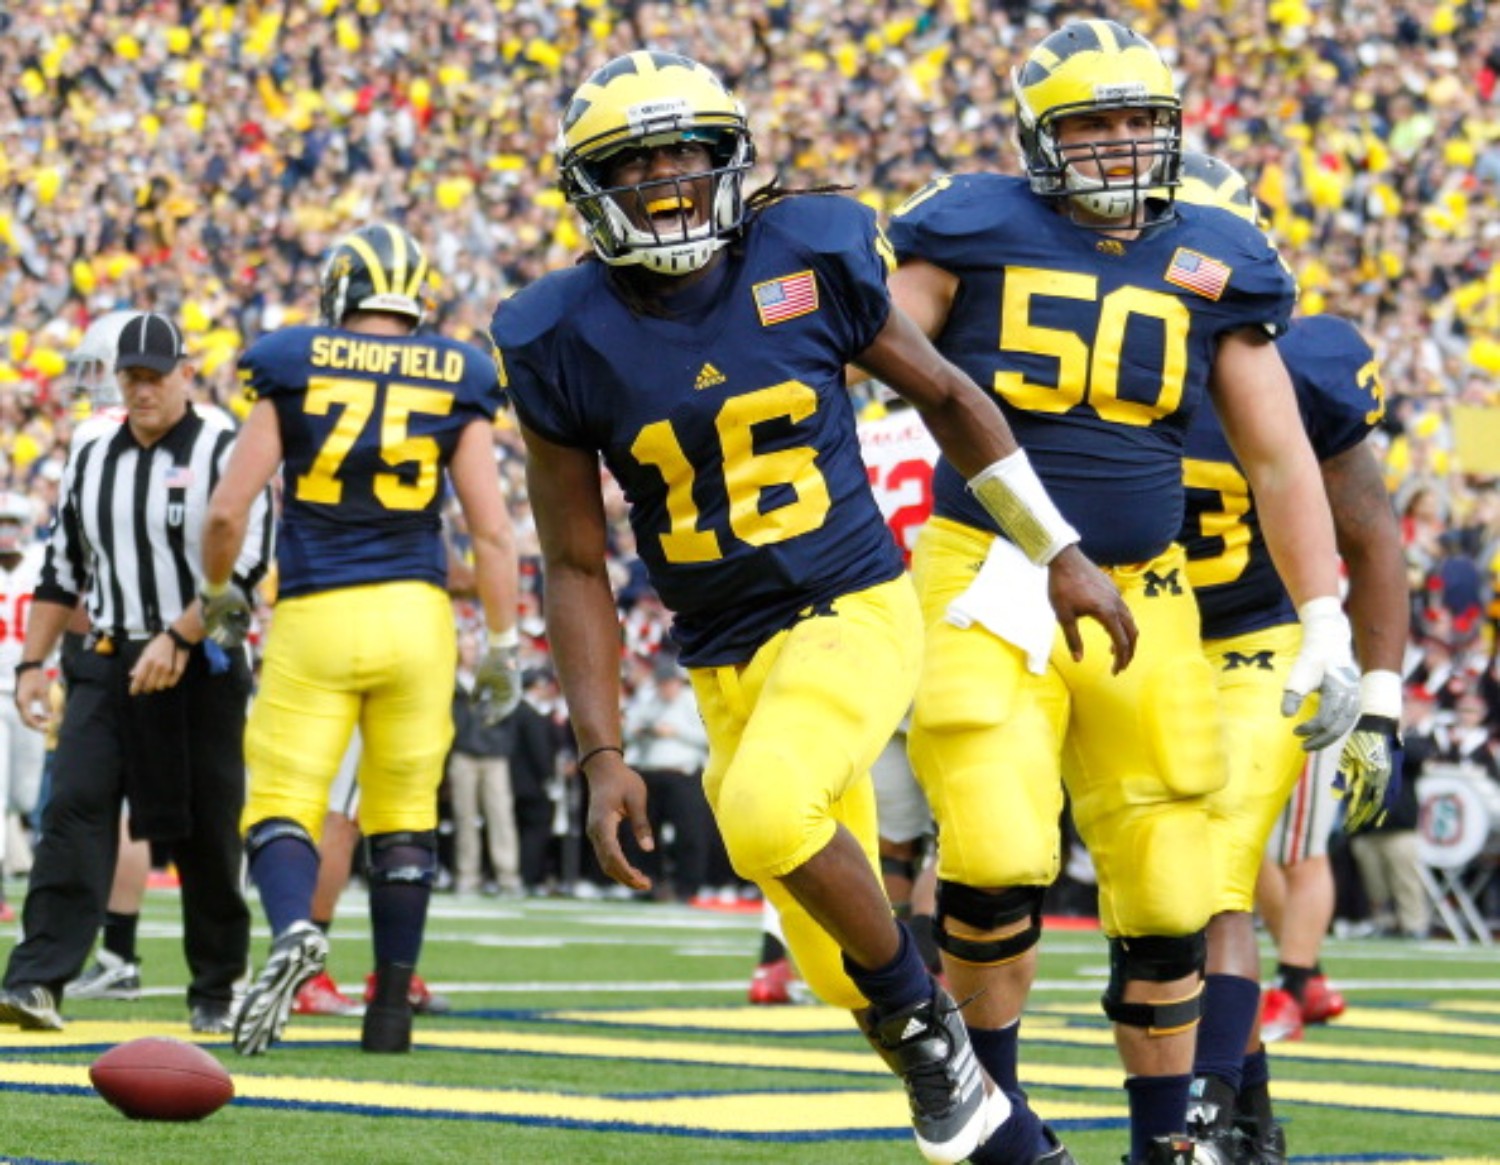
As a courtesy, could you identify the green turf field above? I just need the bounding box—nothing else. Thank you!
[1,883,1496,1164]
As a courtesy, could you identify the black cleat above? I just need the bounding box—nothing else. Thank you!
[0,984,62,1031]
[362,1003,413,1053]
[856,985,1008,1163]
[1129,1133,1233,1165]
[233,920,328,1056]
[1232,1113,1288,1165]
[1186,1076,1241,1162]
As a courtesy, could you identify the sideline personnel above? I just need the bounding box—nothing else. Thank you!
[0,312,272,1034]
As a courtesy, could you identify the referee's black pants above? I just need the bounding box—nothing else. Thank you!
[4,642,252,1011]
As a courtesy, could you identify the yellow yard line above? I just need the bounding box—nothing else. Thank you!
[2,1018,1497,1123]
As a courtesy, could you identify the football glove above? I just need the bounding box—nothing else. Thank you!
[473,642,521,726]
[200,583,252,648]
[1336,714,1404,833]
[1282,596,1360,751]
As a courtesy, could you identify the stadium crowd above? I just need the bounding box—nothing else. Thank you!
[2,0,1500,917]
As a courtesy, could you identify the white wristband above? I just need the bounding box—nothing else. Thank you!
[201,578,229,599]
[487,626,519,650]
[1359,669,1403,719]
[966,450,1080,566]
[1296,596,1354,664]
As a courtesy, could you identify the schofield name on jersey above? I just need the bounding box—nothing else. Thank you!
[308,336,464,382]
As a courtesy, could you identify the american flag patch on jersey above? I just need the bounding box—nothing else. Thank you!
[164,466,194,489]
[753,270,818,326]
[1164,248,1231,301]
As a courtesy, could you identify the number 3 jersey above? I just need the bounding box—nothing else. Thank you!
[238,327,502,599]
[1184,314,1384,639]
[492,195,905,666]
[888,174,1297,567]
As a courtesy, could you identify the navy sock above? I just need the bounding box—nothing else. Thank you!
[1240,1045,1270,1092]
[1238,1046,1275,1134]
[1193,973,1260,1090]
[102,911,139,963]
[248,835,320,936]
[843,923,932,1017]
[967,1022,1050,1159]
[369,961,415,1010]
[970,1021,1022,1094]
[1126,1073,1191,1164]
[367,840,434,967]
[967,1087,1048,1163]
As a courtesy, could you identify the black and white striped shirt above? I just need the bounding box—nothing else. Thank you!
[35,405,273,639]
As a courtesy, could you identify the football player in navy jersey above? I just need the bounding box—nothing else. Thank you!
[1175,154,1408,1164]
[491,50,1134,1165]
[886,22,1360,1165]
[201,222,522,1057]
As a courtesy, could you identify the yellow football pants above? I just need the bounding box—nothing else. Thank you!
[690,577,922,1009]
[909,519,1226,939]
[243,581,457,841]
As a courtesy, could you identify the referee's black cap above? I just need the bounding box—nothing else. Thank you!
[115,312,186,374]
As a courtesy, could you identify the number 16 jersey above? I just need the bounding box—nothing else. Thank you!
[491,195,905,666]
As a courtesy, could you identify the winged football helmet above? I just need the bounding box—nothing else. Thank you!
[557,50,756,275]
[1013,19,1181,225]
[319,223,430,327]
[63,310,137,408]
[1175,151,1263,226]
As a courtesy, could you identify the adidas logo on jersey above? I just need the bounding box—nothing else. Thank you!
[694,363,726,390]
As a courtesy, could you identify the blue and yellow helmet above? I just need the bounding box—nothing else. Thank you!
[557,51,756,275]
[1013,20,1181,225]
[319,223,430,327]
[1175,151,1263,226]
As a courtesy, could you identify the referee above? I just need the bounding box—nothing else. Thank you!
[0,312,273,1034]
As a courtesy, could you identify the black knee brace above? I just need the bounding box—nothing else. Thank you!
[364,830,439,888]
[1100,931,1207,1033]
[245,817,317,863]
[934,880,1045,965]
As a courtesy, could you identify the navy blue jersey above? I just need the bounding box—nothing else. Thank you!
[239,326,501,598]
[888,175,1296,566]
[492,194,905,666]
[1183,314,1384,638]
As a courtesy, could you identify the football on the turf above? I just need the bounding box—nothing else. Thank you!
[89,1036,234,1121]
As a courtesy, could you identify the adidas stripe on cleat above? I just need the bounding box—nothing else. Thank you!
[233,920,328,1056]
[857,985,1010,1164]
